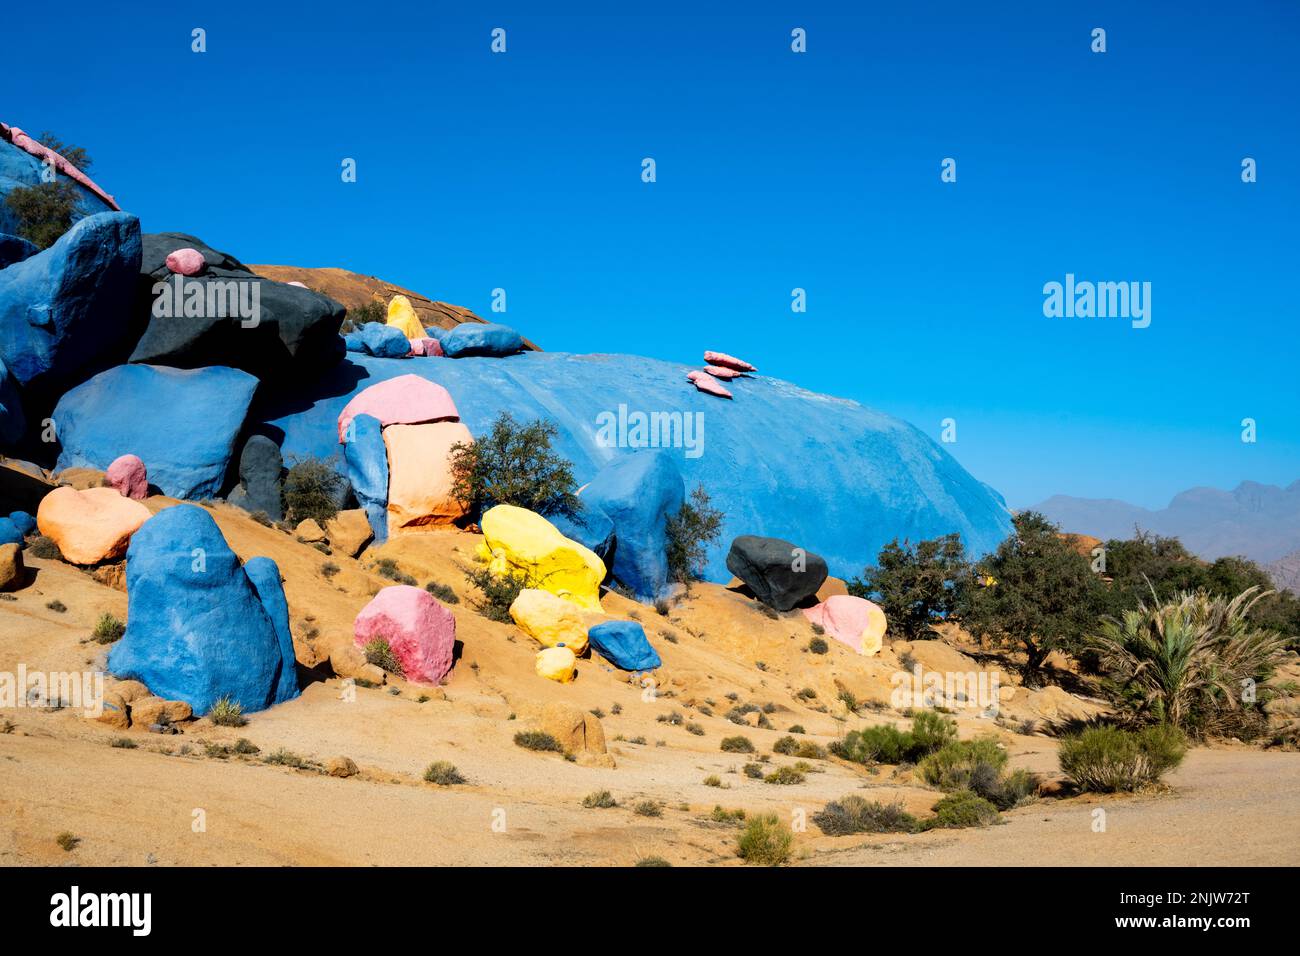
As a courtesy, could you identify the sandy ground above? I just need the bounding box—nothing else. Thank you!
[2,499,1298,867]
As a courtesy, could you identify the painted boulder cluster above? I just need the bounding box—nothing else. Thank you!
[686,350,757,399]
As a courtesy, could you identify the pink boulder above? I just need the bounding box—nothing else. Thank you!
[803,595,887,656]
[411,337,443,357]
[703,350,757,373]
[686,370,733,399]
[164,247,206,276]
[353,585,457,685]
[704,364,744,379]
[105,454,148,500]
[336,373,460,442]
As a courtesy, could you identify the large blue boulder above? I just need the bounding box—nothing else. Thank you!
[0,137,116,236]
[0,234,38,269]
[343,413,388,543]
[0,356,23,447]
[255,351,1014,587]
[243,556,300,705]
[106,505,300,714]
[583,451,684,601]
[358,322,410,358]
[440,322,523,358]
[587,620,661,671]
[549,499,616,562]
[53,364,258,499]
[0,212,141,394]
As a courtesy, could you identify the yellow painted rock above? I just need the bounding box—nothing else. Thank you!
[36,485,151,565]
[384,421,472,532]
[509,588,597,654]
[535,645,577,683]
[386,294,425,340]
[478,504,604,610]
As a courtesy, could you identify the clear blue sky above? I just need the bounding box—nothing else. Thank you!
[6,1,1297,509]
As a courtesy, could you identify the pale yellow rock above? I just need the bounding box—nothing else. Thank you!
[325,508,374,557]
[36,486,151,565]
[535,645,577,683]
[478,504,604,610]
[384,422,472,533]
[508,588,596,655]
[129,696,193,726]
[295,518,327,543]
[0,542,23,590]
[386,294,425,340]
[94,690,130,729]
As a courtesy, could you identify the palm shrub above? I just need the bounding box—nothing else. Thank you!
[1058,724,1186,792]
[1089,586,1294,737]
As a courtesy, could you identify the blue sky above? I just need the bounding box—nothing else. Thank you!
[6,0,1297,509]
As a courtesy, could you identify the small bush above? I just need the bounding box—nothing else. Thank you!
[346,301,385,325]
[764,765,806,785]
[814,795,918,835]
[208,696,247,727]
[710,806,746,825]
[56,832,80,852]
[832,724,912,764]
[425,580,459,604]
[27,536,63,559]
[109,737,136,749]
[664,485,723,591]
[743,762,764,779]
[91,612,125,644]
[232,738,260,755]
[720,735,755,753]
[449,412,580,517]
[924,790,1002,829]
[582,789,617,808]
[918,737,1008,789]
[684,721,705,736]
[46,599,67,613]
[363,636,405,677]
[911,709,959,752]
[808,637,829,654]
[320,561,340,579]
[264,748,307,768]
[464,564,531,623]
[633,800,663,817]
[373,558,417,586]
[514,730,563,753]
[423,761,466,785]
[1058,724,1187,793]
[703,775,723,788]
[282,456,344,525]
[737,814,793,866]
[635,856,671,867]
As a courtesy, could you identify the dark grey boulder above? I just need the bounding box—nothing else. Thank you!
[725,534,828,611]
[226,435,284,520]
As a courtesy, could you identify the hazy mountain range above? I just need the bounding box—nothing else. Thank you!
[1032,480,1300,592]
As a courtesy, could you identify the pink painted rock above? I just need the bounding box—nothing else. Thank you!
[686,370,733,399]
[704,364,744,379]
[384,421,473,531]
[164,247,206,276]
[2,124,120,209]
[353,585,456,685]
[411,337,443,357]
[35,486,151,565]
[105,454,148,499]
[803,595,887,656]
[703,350,757,373]
[287,281,308,288]
[336,373,459,442]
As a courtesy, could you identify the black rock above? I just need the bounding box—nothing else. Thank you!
[725,534,828,611]
[226,435,284,520]
[130,232,345,379]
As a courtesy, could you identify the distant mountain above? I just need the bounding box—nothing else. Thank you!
[1266,551,1300,595]
[1032,480,1300,568]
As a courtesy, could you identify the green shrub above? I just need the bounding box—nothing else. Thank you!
[91,613,125,644]
[582,789,618,808]
[208,696,247,727]
[710,806,746,825]
[813,795,918,835]
[282,456,344,525]
[808,637,829,654]
[633,800,663,817]
[772,735,798,755]
[703,774,723,788]
[743,762,764,779]
[924,790,1002,829]
[664,485,723,590]
[764,765,806,785]
[635,856,671,867]
[423,761,465,785]
[264,748,306,768]
[832,724,912,764]
[448,412,580,518]
[720,735,755,754]
[362,636,404,677]
[346,301,385,325]
[425,580,459,604]
[373,558,417,586]
[3,133,92,248]
[1058,724,1186,793]
[464,564,531,623]
[27,536,62,559]
[737,814,793,866]
[848,533,969,640]
[918,737,1008,789]
[514,730,563,753]
[910,709,959,752]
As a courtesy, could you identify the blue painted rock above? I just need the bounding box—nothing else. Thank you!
[243,556,300,705]
[106,504,299,714]
[440,322,523,358]
[587,620,661,671]
[53,364,258,499]
[0,356,24,447]
[343,413,388,543]
[257,352,1014,586]
[0,516,20,545]
[0,137,116,236]
[358,322,411,358]
[130,233,346,379]
[0,212,141,393]
[423,326,447,341]
[343,331,366,352]
[8,510,35,536]
[0,234,38,269]
[582,450,684,602]
[549,499,616,562]
[726,534,828,611]
[226,435,284,520]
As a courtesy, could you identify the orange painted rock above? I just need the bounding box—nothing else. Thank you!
[36,485,151,564]
[384,421,473,532]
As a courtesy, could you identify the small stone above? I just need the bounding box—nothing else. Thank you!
[327,756,358,778]
[164,247,206,276]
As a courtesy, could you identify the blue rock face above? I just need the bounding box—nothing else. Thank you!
[0,139,115,236]
[243,556,300,705]
[0,212,141,394]
[0,234,38,269]
[441,322,523,358]
[0,356,24,447]
[587,620,661,671]
[106,505,300,714]
[53,364,258,499]
[343,413,388,543]
[549,499,616,562]
[583,450,684,601]
[358,322,410,358]
[257,351,1014,585]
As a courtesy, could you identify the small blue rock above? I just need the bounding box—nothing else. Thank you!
[343,331,366,353]
[344,413,388,543]
[587,620,661,671]
[7,510,35,536]
[440,322,523,358]
[358,322,410,358]
[106,505,300,714]
[423,326,447,341]
[0,516,21,545]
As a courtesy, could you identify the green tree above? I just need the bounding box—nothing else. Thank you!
[848,533,968,640]
[665,484,723,591]
[448,412,579,518]
[2,132,92,249]
[959,511,1106,684]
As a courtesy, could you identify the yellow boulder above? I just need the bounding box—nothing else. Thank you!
[535,645,577,683]
[509,588,596,654]
[386,294,425,340]
[478,504,604,610]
